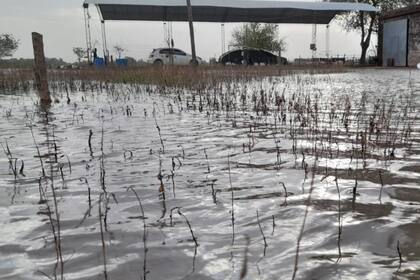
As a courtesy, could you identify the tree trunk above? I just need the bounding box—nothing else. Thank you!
[360,43,369,65]
[359,13,376,65]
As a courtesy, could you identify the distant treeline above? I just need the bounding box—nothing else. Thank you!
[0,58,70,69]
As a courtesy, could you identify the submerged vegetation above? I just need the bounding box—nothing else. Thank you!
[0,66,419,279]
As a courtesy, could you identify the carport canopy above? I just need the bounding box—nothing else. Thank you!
[84,0,379,24]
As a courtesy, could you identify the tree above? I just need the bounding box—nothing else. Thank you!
[0,34,19,59]
[113,44,125,59]
[72,47,86,63]
[338,0,419,65]
[231,23,287,54]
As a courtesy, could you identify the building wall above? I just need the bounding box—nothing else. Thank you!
[383,18,408,66]
[383,13,420,67]
[408,14,420,67]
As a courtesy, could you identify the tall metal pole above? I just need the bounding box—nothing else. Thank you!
[96,5,109,63]
[221,23,225,55]
[326,24,330,59]
[83,3,92,63]
[101,20,109,62]
[186,0,197,65]
[311,24,317,59]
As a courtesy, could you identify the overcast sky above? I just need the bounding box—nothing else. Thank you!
[0,0,377,62]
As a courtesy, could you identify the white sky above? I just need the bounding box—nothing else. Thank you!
[0,0,377,62]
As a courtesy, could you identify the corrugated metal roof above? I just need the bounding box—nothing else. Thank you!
[84,0,379,24]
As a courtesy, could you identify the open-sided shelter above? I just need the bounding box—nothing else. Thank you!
[82,0,379,63]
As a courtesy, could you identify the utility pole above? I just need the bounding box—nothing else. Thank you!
[83,3,92,64]
[186,0,198,65]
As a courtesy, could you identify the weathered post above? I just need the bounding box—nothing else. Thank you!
[186,0,198,65]
[32,32,51,104]
[377,17,384,67]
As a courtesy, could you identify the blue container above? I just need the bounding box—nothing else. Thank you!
[94,57,105,67]
[116,58,128,66]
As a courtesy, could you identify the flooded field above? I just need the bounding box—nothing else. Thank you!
[0,69,419,280]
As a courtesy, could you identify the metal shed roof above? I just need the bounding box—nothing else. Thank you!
[84,0,379,24]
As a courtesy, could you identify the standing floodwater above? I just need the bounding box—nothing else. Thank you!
[0,69,419,280]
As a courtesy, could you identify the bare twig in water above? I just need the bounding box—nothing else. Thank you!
[128,187,148,280]
[88,129,93,157]
[397,240,403,271]
[256,210,268,251]
[29,126,46,177]
[280,181,288,206]
[292,165,316,280]
[228,154,235,245]
[49,127,64,280]
[154,116,165,153]
[98,193,108,280]
[378,170,384,203]
[204,148,210,173]
[239,235,250,280]
[170,207,199,247]
[271,215,276,236]
[335,169,342,262]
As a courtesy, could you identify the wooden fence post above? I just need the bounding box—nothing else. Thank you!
[32,32,51,104]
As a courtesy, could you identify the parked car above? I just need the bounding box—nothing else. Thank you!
[148,48,203,65]
[219,48,287,65]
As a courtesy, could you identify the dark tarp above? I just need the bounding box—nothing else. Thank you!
[84,0,379,24]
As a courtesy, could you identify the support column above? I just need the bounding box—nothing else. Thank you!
[186,0,197,65]
[326,24,330,59]
[311,24,317,59]
[101,20,109,63]
[96,5,109,63]
[221,23,226,55]
[83,3,92,63]
[377,17,384,66]
[32,32,51,105]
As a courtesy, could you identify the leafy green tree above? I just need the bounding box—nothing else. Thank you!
[338,0,419,64]
[231,23,286,54]
[0,34,19,59]
[113,44,125,59]
[72,47,86,63]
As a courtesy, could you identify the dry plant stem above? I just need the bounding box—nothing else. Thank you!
[271,215,276,235]
[88,129,93,157]
[154,116,165,153]
[100,126,107,194]
[1,141,17,179]
[239,235,250,280]
[204,148,210,173]
[256,210,268,249]
[397,240,403,271]
[335,169,343,262]
[48,126,64,280]
[38,180,59,280]
[171,170,176,198]
[228,154,235,245]
[30,126,46,177]
[128,187,148,280]
[178,208,199,247]
[80,177,91,212]
[98,193,108,280]
[378,170,384,203]
[292,166,316,280]
[171,207,199,247]
[280,181,288,206]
